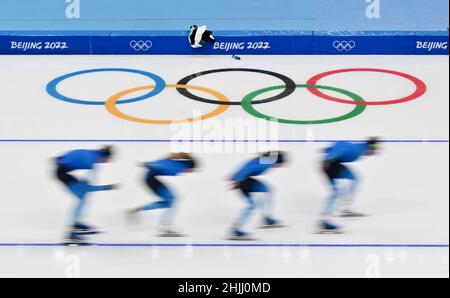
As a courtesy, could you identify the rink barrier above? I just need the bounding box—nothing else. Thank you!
[0,31,448,55]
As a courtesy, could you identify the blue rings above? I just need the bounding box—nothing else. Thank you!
[46,68,166,105]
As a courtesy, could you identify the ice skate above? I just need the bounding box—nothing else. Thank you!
[259,217,286,229]
[339,210,368,218]
[73,223,101,235]
[158,226,186,238]
[316,220,343,234]
[63,232,92,246]
[227,229,256,241]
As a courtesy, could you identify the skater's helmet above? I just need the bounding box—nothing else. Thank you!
[99,145,113,159]
[366,137,381,154]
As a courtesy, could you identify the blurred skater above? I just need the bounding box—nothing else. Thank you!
[228,151,287,240]
[319,137,380,233]
[55,146,118,245]
[127,153,197,237]
[188,25,216,48]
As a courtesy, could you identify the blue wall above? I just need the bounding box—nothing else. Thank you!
[0,0,448,55]
[0,0,448,31]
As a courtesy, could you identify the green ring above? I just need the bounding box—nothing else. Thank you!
[241,84,366,125]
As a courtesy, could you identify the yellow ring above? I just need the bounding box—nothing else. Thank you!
[105,84,230,124]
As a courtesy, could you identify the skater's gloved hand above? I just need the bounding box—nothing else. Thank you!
[108,183,120,190]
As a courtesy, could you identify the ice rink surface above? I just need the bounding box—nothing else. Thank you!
[0,55,448,277]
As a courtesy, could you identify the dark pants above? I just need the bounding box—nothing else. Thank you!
[56,164,85,227]
[56,165,78,186]
[322,161,357,215]
[145,173,175,200]
[238,178,270,199]
[323,161,355,184]
[233,178,271,229]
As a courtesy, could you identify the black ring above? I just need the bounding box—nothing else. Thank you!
[176,68,297,106]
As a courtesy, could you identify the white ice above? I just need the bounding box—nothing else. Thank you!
[0,55,448,277]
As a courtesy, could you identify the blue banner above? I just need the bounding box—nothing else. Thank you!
[0,33,448,55]
[0,36,91,54]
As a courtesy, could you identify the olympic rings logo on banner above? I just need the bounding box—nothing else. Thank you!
[130,40,153,52]
[45,67,427,125]
[333,41,356,52]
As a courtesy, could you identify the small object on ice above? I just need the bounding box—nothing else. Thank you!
[232,55,241,60]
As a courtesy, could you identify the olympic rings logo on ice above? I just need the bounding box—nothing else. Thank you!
[130,40,153,52]
[333,41,356,52]
[46,67,427,125]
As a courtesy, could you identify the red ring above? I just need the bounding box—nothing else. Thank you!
[306,68,427,106]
